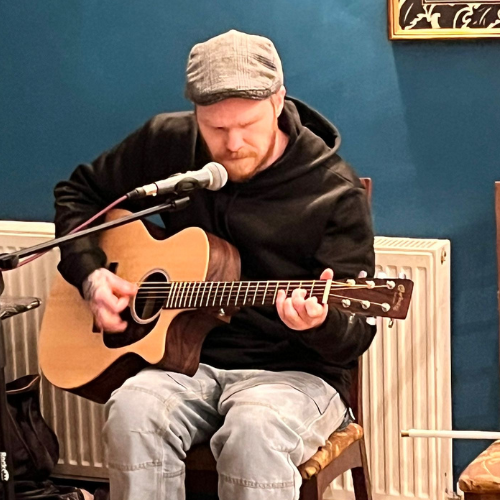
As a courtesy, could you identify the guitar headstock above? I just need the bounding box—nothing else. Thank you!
[328,278,413,319]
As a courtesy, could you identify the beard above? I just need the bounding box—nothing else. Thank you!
[208,129,278,183]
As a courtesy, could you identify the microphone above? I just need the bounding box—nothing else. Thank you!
[127,162,228,200]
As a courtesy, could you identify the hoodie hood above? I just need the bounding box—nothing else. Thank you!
[285,96,342,152]
[225,96,344,193]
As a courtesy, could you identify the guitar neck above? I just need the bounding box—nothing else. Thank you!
[138,277,413,319]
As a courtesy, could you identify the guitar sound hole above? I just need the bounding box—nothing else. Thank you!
[103,270,168,349]
[132,270,169,322]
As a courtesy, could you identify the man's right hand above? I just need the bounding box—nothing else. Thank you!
[82,268,138,332]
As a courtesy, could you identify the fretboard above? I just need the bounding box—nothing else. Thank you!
[142,280,331,310]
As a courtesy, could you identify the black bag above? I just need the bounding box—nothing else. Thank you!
[3,375,87,499]
[6,374,58,482]
[11,481,86,499]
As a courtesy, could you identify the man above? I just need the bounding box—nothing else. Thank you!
[54,29,375,500]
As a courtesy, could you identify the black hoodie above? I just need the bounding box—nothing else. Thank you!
[54,97,376,406]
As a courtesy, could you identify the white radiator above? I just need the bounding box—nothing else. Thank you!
[0,223,453,497]
[0,221,107,480]
[328,237,452,500]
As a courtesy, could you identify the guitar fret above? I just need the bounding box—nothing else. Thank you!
[206,282,214,307]
[272,282,280,304]
[235,282,242,306]
[172,282,178,308]
[186,282,194,308]
[175,282,183,308]
[201,282,208,307]
[178,282,185,308]
[181,282,188,308]
[220,282,227,306]
[174,282,181,308]
[188,282,194,308]
[322,279,332,304]
[180,282,188,308]
[194,282,201,308]
[263,282,269,305]
[228,282,234,306]
[165,283,173,308]
[213,282,220,307]
[243,282,250,305]
[174,283,182,309]
[252,282,259,305]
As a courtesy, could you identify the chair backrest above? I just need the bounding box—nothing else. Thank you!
[348,177,372,426]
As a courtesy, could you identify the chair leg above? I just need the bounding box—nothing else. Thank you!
[299,475,320,500]
[352,439,372,500]
[352,467,371,500]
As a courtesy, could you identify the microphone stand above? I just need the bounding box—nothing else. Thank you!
[0,197,190,269]
[0,195,190,499]
[0,271,16,500]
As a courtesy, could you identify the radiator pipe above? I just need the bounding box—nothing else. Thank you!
[402,429,500,440]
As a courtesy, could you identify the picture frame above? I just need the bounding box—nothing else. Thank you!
[389,0,500,39]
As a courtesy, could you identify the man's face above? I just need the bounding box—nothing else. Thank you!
[196,96,282,182]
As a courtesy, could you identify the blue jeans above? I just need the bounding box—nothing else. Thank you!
[103,364,346,500]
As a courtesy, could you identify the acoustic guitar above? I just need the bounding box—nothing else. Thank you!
[39,209,413,404]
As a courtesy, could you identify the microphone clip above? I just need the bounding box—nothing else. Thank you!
[127,176,201,200]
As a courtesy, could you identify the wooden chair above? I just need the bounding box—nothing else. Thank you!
[458,182,500,500]
[185,178,373,500]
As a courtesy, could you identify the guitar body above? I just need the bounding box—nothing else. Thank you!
[39,209,241,404]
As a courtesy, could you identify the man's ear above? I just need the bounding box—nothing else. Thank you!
[272,86,287,117]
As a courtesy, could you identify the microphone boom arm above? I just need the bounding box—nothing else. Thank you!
[0,197,191,270]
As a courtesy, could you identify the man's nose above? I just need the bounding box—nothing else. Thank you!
[226,129,244,152]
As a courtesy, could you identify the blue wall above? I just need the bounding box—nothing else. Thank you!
[1,0,499,482]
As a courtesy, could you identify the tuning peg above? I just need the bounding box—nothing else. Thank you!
[358,270,368,278]
[399,272,407,279]
[366,317,376,326]
[376,271,387,279]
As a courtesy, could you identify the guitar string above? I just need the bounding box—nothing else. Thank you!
[133,294,390,309]
[133,291,389,302]
[134,280,375,288]
[134,283,384,292]
[135,292,386,304]
[135,285,374,291]
[133,289,392,306]
[133,283,390,296]
[136,293,390,309]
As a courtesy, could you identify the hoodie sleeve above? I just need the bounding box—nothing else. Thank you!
[53,119,156,291]
[290,185,377,366]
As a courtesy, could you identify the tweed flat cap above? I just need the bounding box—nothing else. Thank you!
[185,29,283,106]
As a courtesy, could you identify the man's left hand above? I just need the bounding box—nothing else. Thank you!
[276,268,333,331]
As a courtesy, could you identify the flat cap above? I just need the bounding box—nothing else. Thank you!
[185,29,283,106]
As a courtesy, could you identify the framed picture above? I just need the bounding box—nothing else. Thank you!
[389,0,500,39]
